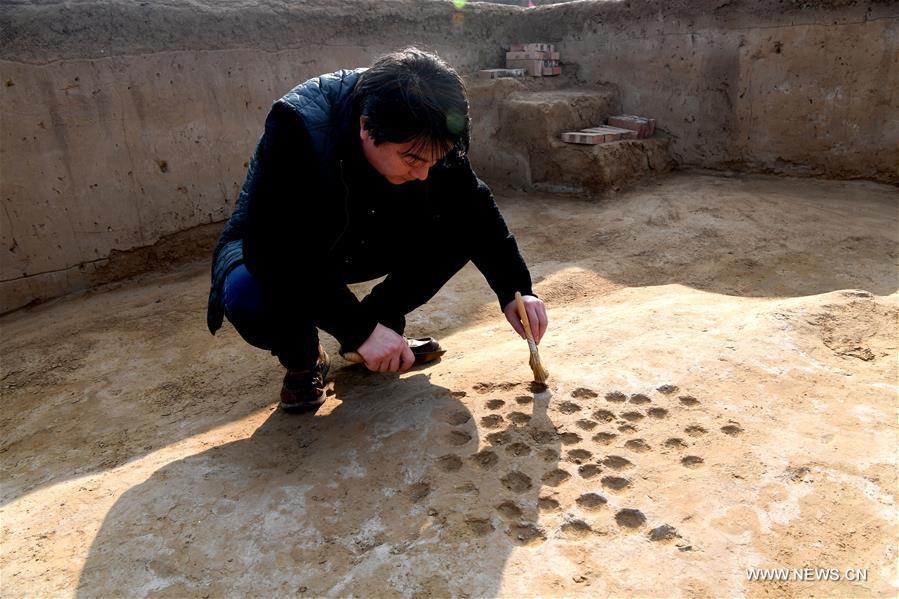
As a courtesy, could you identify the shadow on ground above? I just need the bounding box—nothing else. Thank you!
[75,369,560,596]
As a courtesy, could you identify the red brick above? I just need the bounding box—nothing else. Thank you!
[506,50,546,60]
[505,58,544,76]
[561,131,607,144]
[607,115,656,139]
[584,125,635,134]
[477,68,527,79]
[524,42,554,53]
[578,126,638,142]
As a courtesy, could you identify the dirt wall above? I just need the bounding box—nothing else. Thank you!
[1,0,896,313]
[513,0,898,180]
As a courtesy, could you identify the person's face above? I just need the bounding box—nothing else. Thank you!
[359,116,449,185]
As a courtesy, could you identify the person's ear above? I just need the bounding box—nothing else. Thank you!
[359,116,369,141]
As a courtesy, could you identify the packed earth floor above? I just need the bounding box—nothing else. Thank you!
[1,172,897,597]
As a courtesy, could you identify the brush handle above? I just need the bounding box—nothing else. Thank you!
[514,291,538,351]
[343,351,364,364]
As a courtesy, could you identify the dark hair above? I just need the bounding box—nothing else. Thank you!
[352,47,470,164]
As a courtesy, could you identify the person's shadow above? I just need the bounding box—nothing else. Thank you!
[76,366,561,597]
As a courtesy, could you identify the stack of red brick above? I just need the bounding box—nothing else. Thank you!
[561,115,656,145]
[506,43,561,77]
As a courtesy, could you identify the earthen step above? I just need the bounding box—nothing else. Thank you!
[466,79,673,191]
[497,88,619,145]
[531,137,674,193]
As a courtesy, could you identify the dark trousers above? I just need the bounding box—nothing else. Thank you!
[222,249,470,371]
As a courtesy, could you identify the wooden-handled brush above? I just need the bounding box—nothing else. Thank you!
[515,291,549,385]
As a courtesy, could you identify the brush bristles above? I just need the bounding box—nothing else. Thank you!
[529,352,549,384]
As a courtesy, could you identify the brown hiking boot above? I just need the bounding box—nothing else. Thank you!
[406,337,446,364]
[279,347,330,413]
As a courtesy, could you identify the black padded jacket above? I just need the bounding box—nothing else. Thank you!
[206,69,534,351]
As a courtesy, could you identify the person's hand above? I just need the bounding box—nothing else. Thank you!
[356,323,415,372]
[503,295,548,345]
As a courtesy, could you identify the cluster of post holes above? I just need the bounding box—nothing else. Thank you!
[431,382,743,546]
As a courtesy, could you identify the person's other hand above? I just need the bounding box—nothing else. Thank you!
[503,295,548,345]
[356,323,415,372]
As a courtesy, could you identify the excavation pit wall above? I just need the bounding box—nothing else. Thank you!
[1,0,896,313]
